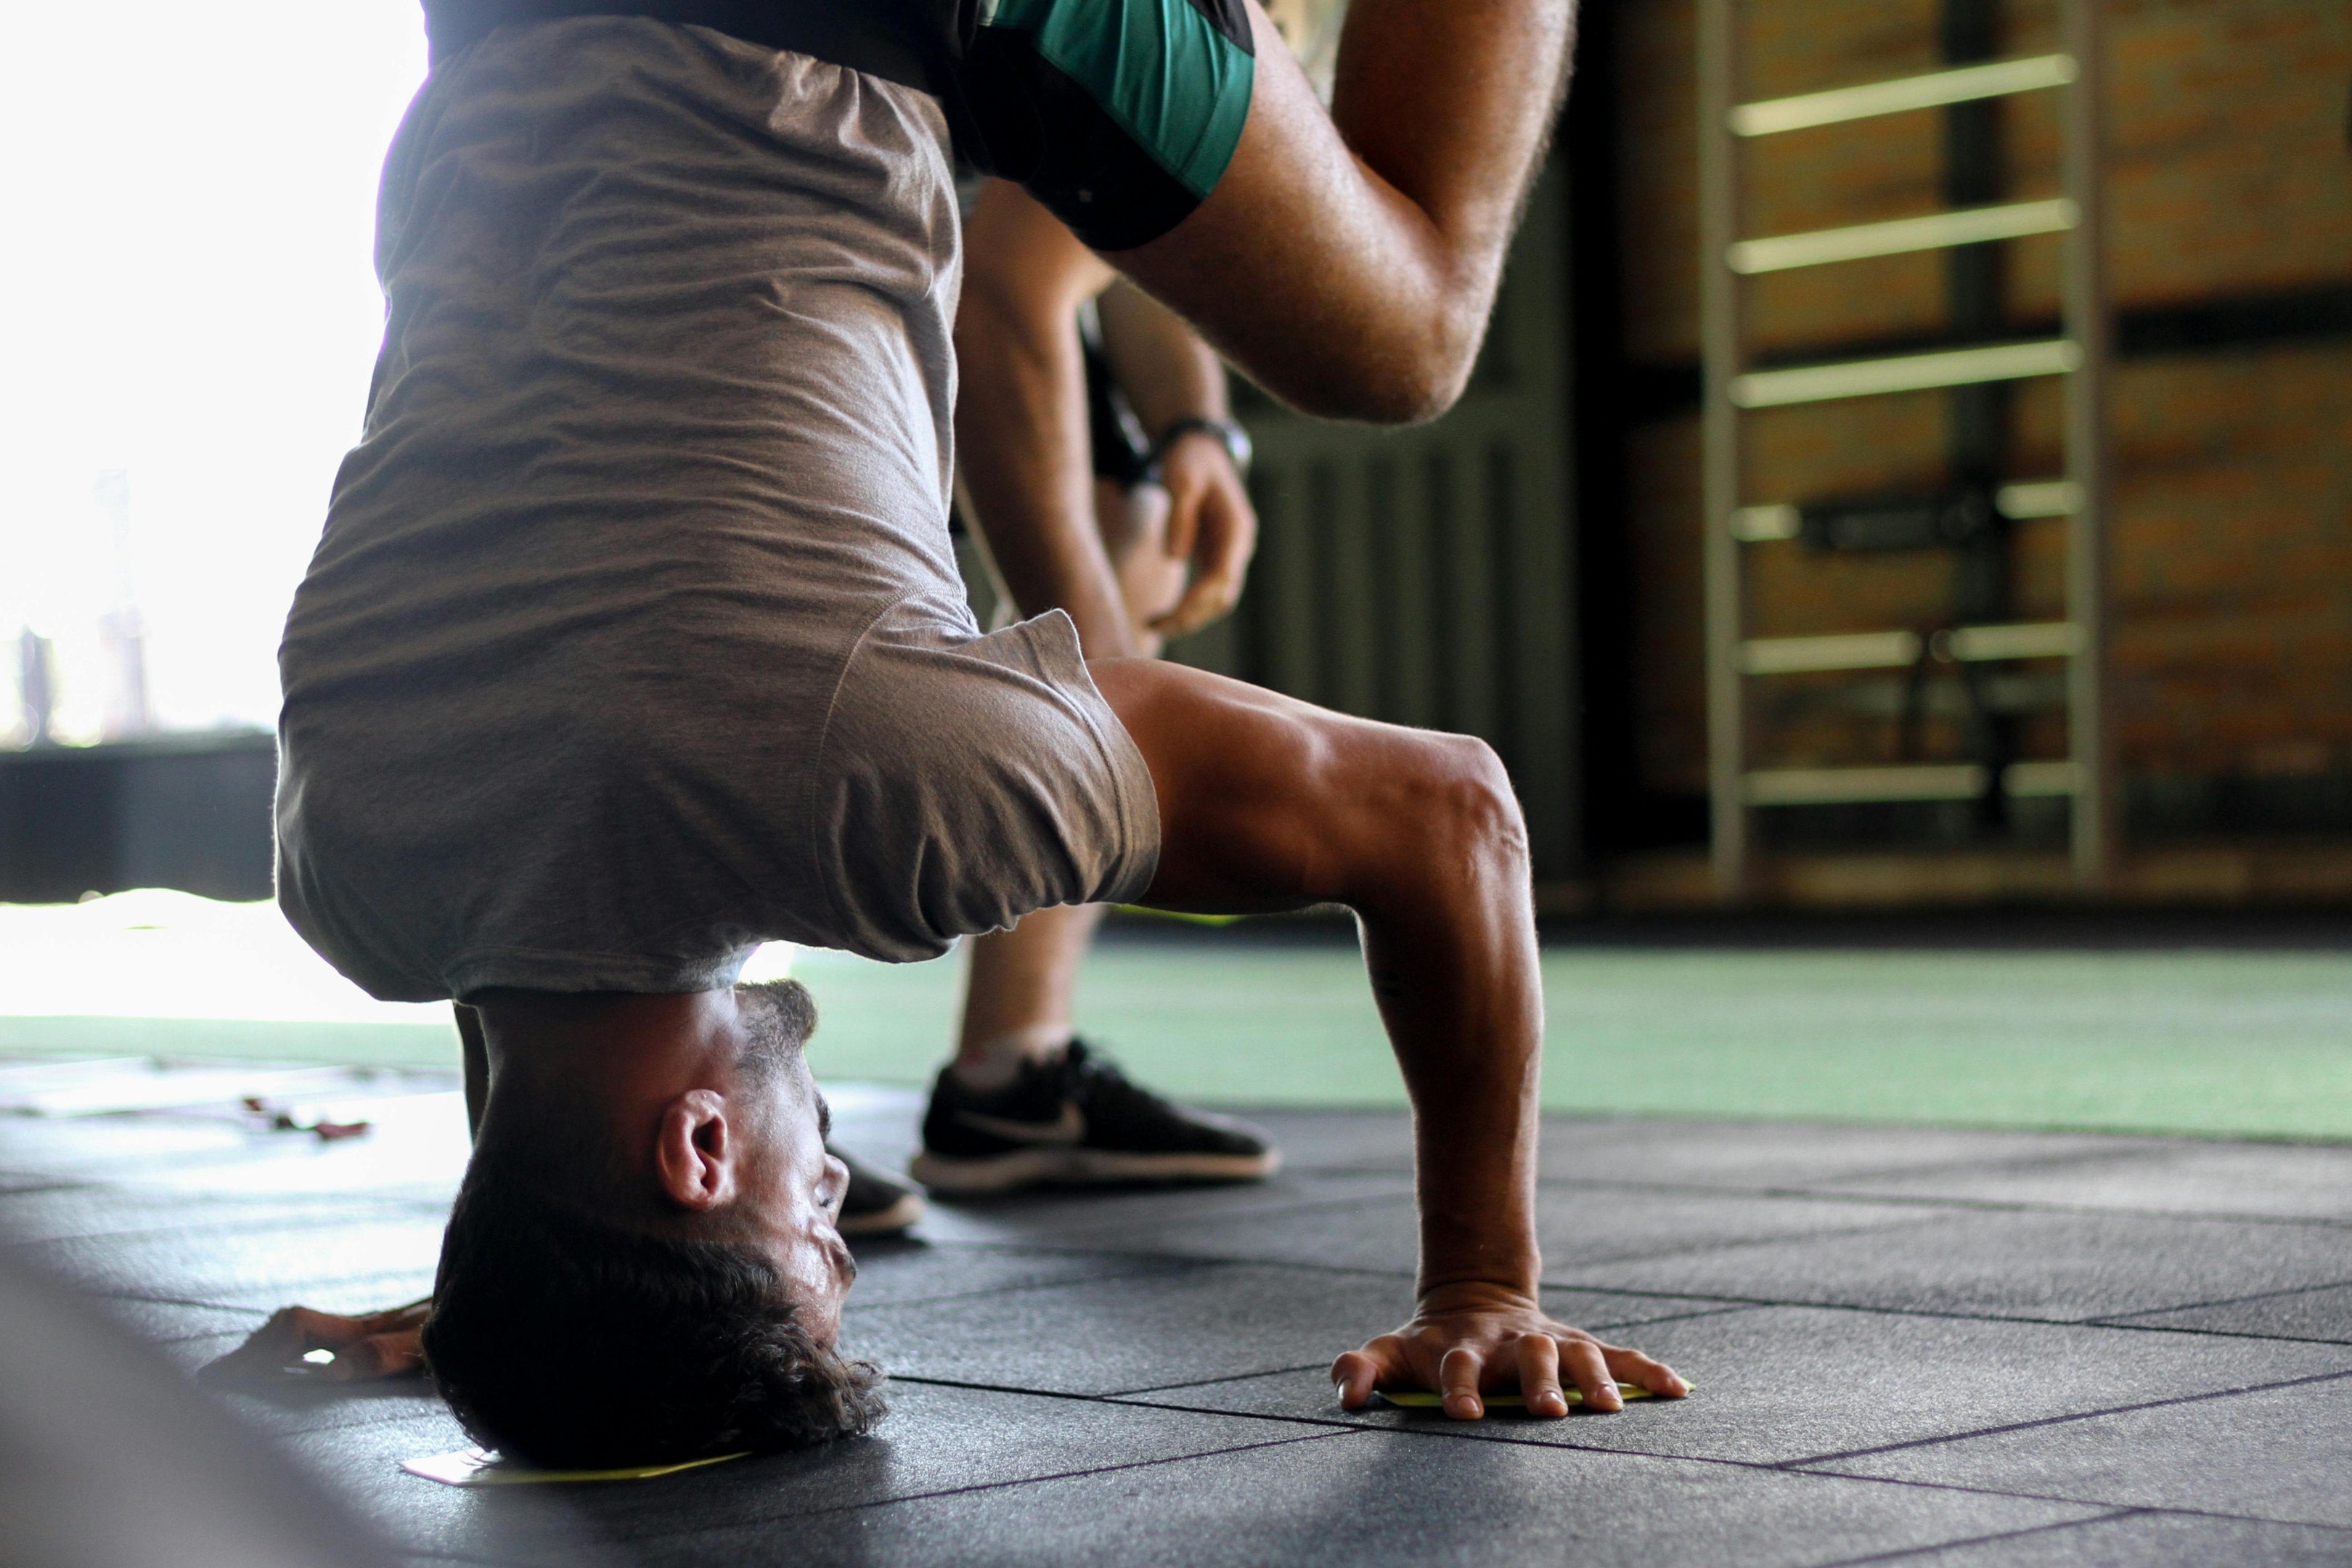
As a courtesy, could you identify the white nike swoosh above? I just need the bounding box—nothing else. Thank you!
[954,1102,1087,1146]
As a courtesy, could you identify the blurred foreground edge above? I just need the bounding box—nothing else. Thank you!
[0,1249,401,1568]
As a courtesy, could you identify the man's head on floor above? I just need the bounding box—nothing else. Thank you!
[420,979,882,1466]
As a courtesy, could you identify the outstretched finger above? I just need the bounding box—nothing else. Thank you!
[1331,1334,1405,1410]
[1439,1346,1485,1420]
[1516,1334,1567,1418]
[1560,1336,1622,1411]
[326,1328,427,1381]
[1603,1343,1690,1399]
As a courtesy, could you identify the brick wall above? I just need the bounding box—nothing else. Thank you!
[1605,0,2352,817]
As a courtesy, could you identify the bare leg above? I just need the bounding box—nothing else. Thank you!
[1091,658,1686,1418]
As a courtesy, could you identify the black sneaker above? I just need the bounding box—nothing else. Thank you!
[830,1144,926,1236]
[909,1039,1280,1196]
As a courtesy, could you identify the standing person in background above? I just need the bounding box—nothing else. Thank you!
[872,0,1348,1204]
[830,271,1267,1220]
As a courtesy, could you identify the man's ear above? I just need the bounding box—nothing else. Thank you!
[653,1088,737,1211]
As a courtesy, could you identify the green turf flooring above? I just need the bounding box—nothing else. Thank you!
[9,934,2352,1141]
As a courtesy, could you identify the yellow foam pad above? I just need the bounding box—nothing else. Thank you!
[1371,1381,1679,1410]
[401,1447,749,1486]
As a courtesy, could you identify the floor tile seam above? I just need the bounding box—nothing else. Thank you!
[1535,1176,2352,1231]
[883,1371,1348,1418]
[0,1176,102,1199]
[2050,1313,2352,1348]
[916,1242,1424,1285]
[1535,1286,2352,1336]
[1778,1364,2352,1469]
[2070,1319,2352,1347]
[1103,1362,1334,1397]
[88,1267,438,1308]
[1784,1473,2352,1538]
[14,1206,441,1250]
[1794,1508,2149,1568]
[618,1427,1364,1543]
[1088,1391,2064,1485]
[4,1209,439,1249]
[2089,1274,2352,1323]
[844,1262,1220,1320]
[987,1185,1421,1246]
[1548,1214,1998,1273]
[97,1287,274,1316]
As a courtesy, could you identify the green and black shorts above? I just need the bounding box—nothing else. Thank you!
[955,0,1257,250]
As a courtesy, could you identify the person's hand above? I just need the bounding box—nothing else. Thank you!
[199,1299,431,1384]
[1148,433,1258,640]
[1329,1281,1689,1419]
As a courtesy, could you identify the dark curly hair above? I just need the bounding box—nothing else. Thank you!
[420,981,882,1466]
[421,1167,884,1466]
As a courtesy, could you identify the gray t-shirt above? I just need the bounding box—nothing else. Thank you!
[275,19,1156,1002]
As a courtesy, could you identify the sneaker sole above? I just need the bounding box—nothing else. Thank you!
[909,1146,1281,1196]
[836,1191,927,1235]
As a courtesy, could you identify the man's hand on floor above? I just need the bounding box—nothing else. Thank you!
[1330,1281,1689,1419]
[200,1299,430,1384]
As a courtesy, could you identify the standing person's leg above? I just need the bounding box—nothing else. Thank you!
[950,477,1179,1089]
[918,480,1278,1193]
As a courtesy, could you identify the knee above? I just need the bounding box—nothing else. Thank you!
[1425,735,1528,867]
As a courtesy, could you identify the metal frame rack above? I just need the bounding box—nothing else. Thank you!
[1697,0,2112,899]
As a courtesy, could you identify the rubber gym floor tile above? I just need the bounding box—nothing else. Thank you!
[1120,1307,2352,1466]
[905,1172,1411,1249]
[1090,1114,2131,1191]
[1813,1141,2352,1222]
[0,1115,256,1176]
[287,1381,1318,1567]
[24,1214,446,1309]
[659,1424,2104,1568]
[1811,1371,2352,1527]
[844,1263,1424,1395]
[849,1265,1754,1397]
[90,1292,269,1344]
[1554,1207,2352,1322]
[2103,1282,2352,1344]
[566,1382,1321,1553]
[843,1241,1196,1309]
[1027,1185,1943,1280]
[0,1185,426,1245]
[267,1405,631,1567]
[1872,1510,2352,1567]
[1528,1119,2133,1192]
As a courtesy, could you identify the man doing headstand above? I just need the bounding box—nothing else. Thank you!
[256,0,1686,1463]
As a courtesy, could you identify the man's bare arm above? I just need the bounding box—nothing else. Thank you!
[1113,0,1574,422]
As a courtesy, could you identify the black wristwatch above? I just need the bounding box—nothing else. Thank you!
[1146,416,1252,478]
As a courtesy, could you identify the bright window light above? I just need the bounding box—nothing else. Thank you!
[0,2,428,742]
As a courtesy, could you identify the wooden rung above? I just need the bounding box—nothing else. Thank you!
[1730,55,2076,136]
[1739,631,1921,674]
[1731,339,2080,408]
[1995,480,2083,519]
[1728,199,2077,274]
[1744,760,2083,806]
